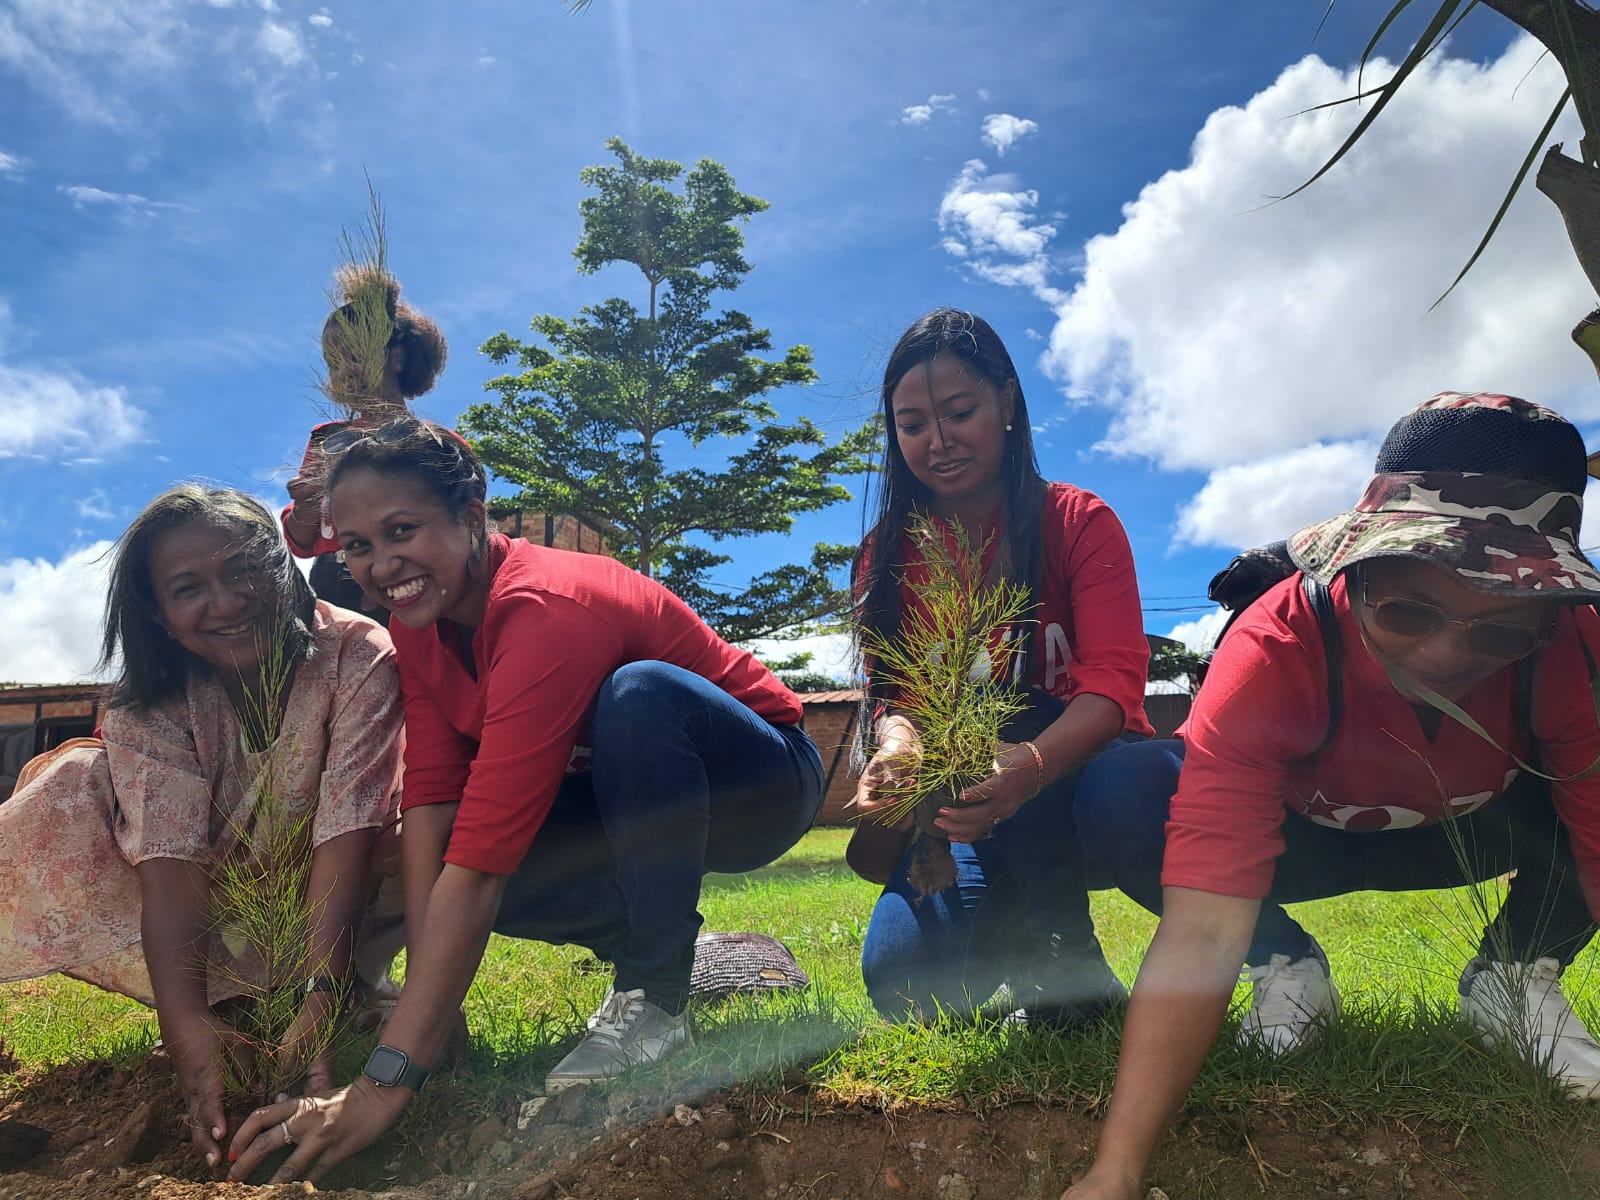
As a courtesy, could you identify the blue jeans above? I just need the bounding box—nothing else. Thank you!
[492,661,825,1012]
[859,734,1137,1019]
[1075,738,1597,968]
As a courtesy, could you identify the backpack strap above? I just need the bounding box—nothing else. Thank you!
[1302,574,1343,757]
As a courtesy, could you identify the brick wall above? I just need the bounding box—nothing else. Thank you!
[799,697,860,826]
[492,511,611,557]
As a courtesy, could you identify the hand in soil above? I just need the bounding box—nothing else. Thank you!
[228,1074,410,1184]
[167,1010,255,1170]
[1059,1164,1143,1200]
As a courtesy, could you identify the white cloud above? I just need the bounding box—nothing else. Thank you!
[256,18,306,66]
[308,9,332,27]
[900,92,955,125]
[1175,439,1377,549]
[980,113,1038,156]
[0,150,25,178]
[75,489,115,521]
[938,159,1065,304]
[0,0,319,126]
[0,0,187,124]
[0,542,115,683]
[1166,607,1229,653]
[939,36,1594,552]
[743,630,858,684]
[1046,37,1591,475]
[0,300,146,459]
[57,183,189,216]
[478,55,497,67]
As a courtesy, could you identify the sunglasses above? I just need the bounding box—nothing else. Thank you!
[1360,572,1549,660]
[320,419,440,455]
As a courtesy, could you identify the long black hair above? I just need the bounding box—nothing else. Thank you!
[854,309,1048,713]
[101,485,317,711]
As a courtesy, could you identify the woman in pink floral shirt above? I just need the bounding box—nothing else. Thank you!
[0,485,404,1171]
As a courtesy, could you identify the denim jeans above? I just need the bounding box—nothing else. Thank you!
[492,661,825,1012]
[858,733,1138,1019]
[1074,738,1598,969]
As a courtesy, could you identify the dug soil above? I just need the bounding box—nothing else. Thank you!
[0,1053,1594,1200]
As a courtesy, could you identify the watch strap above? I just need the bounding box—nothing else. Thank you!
[363,1044,431,1092]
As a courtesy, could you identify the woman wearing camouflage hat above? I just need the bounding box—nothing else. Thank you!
[1063,394,1600,1200]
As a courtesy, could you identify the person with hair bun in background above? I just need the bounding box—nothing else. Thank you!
[230,418,824,1184]
[282,268,448,611]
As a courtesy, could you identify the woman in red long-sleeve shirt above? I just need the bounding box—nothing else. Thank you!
[850,309,1153,1027]
[230,419,824,1184]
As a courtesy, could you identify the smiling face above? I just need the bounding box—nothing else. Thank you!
[889,353,1014,522]
[328,465,489,629]
[149,520,278,682]
[1357,557,1556,702]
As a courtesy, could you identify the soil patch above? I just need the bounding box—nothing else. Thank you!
[0,1055,1591,1200]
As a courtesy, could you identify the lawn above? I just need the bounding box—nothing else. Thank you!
[5,825,1599,1188]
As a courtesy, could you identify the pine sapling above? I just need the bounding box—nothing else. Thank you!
[206,619,349,1107]
[857,515,1032,897]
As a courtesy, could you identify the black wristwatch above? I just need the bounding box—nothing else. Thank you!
[363,1044,431,1092]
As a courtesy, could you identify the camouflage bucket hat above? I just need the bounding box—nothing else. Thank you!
[1288,392,1600,599]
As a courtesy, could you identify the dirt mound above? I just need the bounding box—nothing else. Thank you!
[0,1054,1581,1199]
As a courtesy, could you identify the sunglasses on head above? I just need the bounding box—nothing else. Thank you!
[1359,570,1549,660]
[320,419,440,455]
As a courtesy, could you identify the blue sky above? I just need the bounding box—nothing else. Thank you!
[3,0,1595,681]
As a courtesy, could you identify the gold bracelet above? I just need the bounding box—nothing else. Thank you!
[1018,740,1045,798]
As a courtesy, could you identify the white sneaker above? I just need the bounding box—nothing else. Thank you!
[1238,953,1341,1053]
[545,987,692,1092]
[1460,957,1600,1098]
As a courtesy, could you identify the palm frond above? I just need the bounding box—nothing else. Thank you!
[1431,87,1571,308]
[1276,0,1469,203]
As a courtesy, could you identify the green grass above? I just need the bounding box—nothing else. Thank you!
[6,826,1600,1148]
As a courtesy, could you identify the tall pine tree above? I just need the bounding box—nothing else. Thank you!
[465,139,876,642]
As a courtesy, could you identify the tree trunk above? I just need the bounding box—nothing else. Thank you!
[1537,144,1600,297]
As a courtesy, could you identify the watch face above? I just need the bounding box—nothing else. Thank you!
[366,1045,408,1085]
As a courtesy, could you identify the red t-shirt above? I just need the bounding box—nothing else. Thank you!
[1163,572,1600,915]
[281,422,348,558]
[885,483,1154,735]
[391,534,804,876]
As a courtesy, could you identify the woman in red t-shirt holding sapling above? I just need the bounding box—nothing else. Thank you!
[229,420,824,1183]
[851,309,1153,1026]
[282,269,447,609]
[1065,394,1600,1200]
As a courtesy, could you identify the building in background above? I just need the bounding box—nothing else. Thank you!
[0,684,101,803]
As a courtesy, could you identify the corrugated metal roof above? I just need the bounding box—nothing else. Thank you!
[796,689,862,704]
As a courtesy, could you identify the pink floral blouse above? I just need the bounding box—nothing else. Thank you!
[0,602,403,1006]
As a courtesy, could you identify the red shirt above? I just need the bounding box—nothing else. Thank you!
[391,534,804,875]
[886,483,1154,735]
[281,422,348,558]
[1163,573,1600,915]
